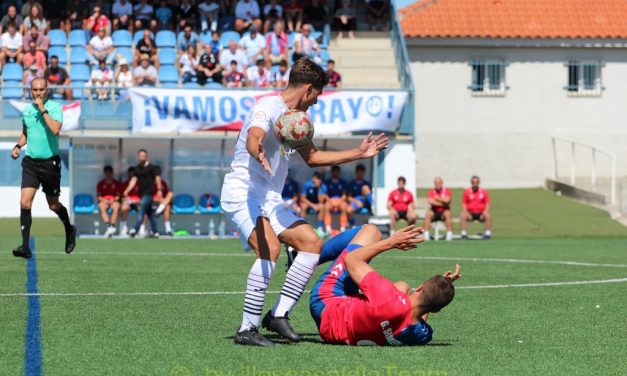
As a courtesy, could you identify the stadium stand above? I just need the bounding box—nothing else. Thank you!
[48,29,67,46]
[157,48,176,66]
[155,31,176,48]
[48,46,68,65]
[69,29,87,47]
[70,47,88,65]
[199,194,222,214]
[73,194,96,214]
[112,30,133,47]
[2,63,24,81]
[157,65,179,84]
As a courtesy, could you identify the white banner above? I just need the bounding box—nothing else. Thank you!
[130,88,408,135]
[10,100,81,132]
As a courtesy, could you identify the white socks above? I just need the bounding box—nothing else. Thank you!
[271,251,319,318]
[156,204,166,215]
[164,221,172,233]
[240,259,276,332]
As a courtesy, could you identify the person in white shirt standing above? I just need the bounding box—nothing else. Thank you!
[221,57,389,347]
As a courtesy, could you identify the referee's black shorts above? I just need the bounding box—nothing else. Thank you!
[21,155,62,196]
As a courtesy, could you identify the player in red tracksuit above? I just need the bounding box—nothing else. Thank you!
[96,165,121,237]
[461,175,492,239]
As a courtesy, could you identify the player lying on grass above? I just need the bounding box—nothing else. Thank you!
[307,225,461,345]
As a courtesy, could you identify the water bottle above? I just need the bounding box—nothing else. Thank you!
[208,219,216,239]
[218,220,226,237]
[194,222,201,236]
[94,221,99,235]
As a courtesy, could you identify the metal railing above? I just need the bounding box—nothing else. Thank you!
[551,136,617,205]
[389,2,415,135]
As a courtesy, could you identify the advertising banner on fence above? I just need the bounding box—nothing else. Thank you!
[10,100,81,132]
[130,88,407,135]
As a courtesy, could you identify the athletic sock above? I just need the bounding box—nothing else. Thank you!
[349,217,355,227]
[423,231,430,241]
[240,259,275,332]
[319,225,362,264]
[316,219,324,228]
[271,251,319,317]
[164,221,172,233]
[20,209,32,249]
[53,204,72,232]
[485,230,492,236]
[461,230,467,236]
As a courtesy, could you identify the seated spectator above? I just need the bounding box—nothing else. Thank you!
[239,25,266,65]
[133,54,158,87]
[264,20,288,68]
[346,164,373,225]
[23,3,48,34]
[424,177,453,241]
[22,40,46,71]
[461,175,492,240]
[84,3,110,36]
[135,29,160,69]
[365,0,390,31]
[222,60,245,88]
[97,165,122,237]
[246,58,270,87]
[176,24,199,53]
[87,59,114,100]
[334,0,357,39]
[21,0,36,19]
[134,0,154,30]
[178,45,198,83]
[305,0,330,42]
[198,0,220,33]
[325,59,342,89]
[115,58,133,100]
[293,23,321,63]
[300,171,328,233]
[219,40,248,72]
[112,0,133,31]
[196,43,222,86]
[176,0,198,31]
[0,5,25,35]
[283,0,304,33]
[262,0,283,34]
[22,25,49,55]
[220,0,237,16]
[120,167,141,236]
[155,0,174,30]
[44,55,73,100]
[282,173,300,215]
[324,165,349,233]
[234,0,262,33]
[87,28,116,66]
[388,176,416,235]
[64,10,85,35]
[271,59,290,88]
[23,65,42,97]
[152,166,174,236]
[207,31,222,56]
[1,22,23,64]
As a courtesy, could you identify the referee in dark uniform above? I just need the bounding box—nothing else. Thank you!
[11,78,77,258]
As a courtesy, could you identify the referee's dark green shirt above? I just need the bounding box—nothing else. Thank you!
[22,101,63,159]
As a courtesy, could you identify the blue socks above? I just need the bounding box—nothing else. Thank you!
[319,225,363,264]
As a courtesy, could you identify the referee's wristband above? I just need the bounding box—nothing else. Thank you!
[14,144,21,150]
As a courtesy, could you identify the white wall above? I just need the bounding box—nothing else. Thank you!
[0,187,70,217]
[409,45,627,188]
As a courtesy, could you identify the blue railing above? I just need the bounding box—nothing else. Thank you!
[389,1,415,135]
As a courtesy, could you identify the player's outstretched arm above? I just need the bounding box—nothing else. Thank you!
[246,127,272,173]
[297,132,389,167]
[344,226,424,285]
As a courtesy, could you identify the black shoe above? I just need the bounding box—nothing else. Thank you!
[483,234,491,240]
[262,311,301,342]
[65,225,77,254]
[285,245,298,271]
[461,234,468,240]
[12,245,32,259]
[234,326,275,347]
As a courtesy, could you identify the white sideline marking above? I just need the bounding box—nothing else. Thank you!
[1,278,627,297]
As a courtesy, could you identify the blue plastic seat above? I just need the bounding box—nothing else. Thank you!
[112,30,132,47]
[311,31,328,49]
[199,194,221,214]
[319,50,331,63]
[70,47,87,64]
[70,64,91,82]
[134,30,153,45]
[205,82,224,89]
[219,31,240,48]
[2,81,23,99]
[74,194,96,214]
[288,32,296,49]
[160,82,179,88]
[116,47,133,64]
[2,63,23,81]
[172,194,196,214]
[48,29,67,46]
[158,65,179,84]
[48,46,68,65]
[69,30,87,47]
[156,30,176,48]
[72,82,87,99]
[157,48,176,65]
[199,31,212,45]
[220,16,235,32]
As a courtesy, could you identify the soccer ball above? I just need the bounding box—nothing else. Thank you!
[274,110,314,149]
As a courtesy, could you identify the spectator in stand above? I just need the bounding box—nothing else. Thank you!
[115,58,133,99]
[22,40,46,71]
[283,0,304,32]
[175,1,197,31]
[97,165,122,237]
[84,4,110,36]
[325,59,342,89]
[264,20,288,68]
[219,40,247,72]
[305,0,330,43]
[461,175,492,240]
[335,0,357,39]
[134,0,154,29]
[196,43,222,86]
[120,167,140,236]
[44,55,73,100]
[64,10,86,35]
[234,0,262,33]
[271,59,290,88]
[133,54,158,87]
[155,0,174,30]
[346,164,373,225]
[301,171,328,233]
[87,59,114,100]
[282,173,300,215]
[22,25,49,56]
[23,65,42,97]
[324,165,349,233]
[0,5,25,35]
[223,60,244,87]
[208,30,222,56]
[135,29,160,69]
[178,44,198,83]
[424,176,453,241]
[147,19,160,35]
[176,24,199,53]
[152,166,174,236]
[239,25,266,65]
[365,0,390,31]
[246,58,270,87]
[45,0,66,30]
[21,0,37,19]
[23,3,48,33]
[220,0,237,16]
[387,176,416,235]
[198,0,220,33]
[1,21,23,64]
[293,23,321,63]
[112,0,133,31]
[87,27,116,66]
[262,0,283,34]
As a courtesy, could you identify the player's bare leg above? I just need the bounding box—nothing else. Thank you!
[423,210,433,240]
[13,187,37,258]
[482,212,492,239]
[407,210,417,226]
[443,210,454,241]
[99,201,111,225]
[46,194,76,254]
[389,208,399,235]
[460,212,469,239]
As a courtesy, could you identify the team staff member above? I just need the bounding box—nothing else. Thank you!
[122,149,162,238]
[461,175,492,240]
[324,165,348,233]
[300,171,328,234]
[120,167,141,236]
[11,77,77,258]
[387,176,416,234]
[97,165,121,237]
[424,177,453,241]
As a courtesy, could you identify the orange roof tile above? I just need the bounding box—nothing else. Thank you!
[400,0,627,39]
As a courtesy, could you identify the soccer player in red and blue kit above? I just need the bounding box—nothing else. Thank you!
[308,225,461,346]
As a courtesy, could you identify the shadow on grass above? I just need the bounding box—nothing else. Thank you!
[225,333,454,347]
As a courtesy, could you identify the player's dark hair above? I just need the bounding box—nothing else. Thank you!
[312,171,322,180]
[7,20,16,29]
[398,176,406,183]
[328,59,335,65]
[419,275,455,313]
[471,175,480,181]
[355,164,366,172]
[288,57,329,91]
[50,55,58,60]
[103,165,113,173]
[230,60,237,65]
[137,148,148,154]
[331,165,340,172]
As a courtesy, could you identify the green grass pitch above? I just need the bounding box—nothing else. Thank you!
[1,189,626,375]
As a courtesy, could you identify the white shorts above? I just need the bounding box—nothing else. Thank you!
[222,196,305,250]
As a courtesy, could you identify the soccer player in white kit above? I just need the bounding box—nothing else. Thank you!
[221,58,389,347]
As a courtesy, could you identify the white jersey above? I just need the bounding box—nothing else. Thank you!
[221,95,292,204]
